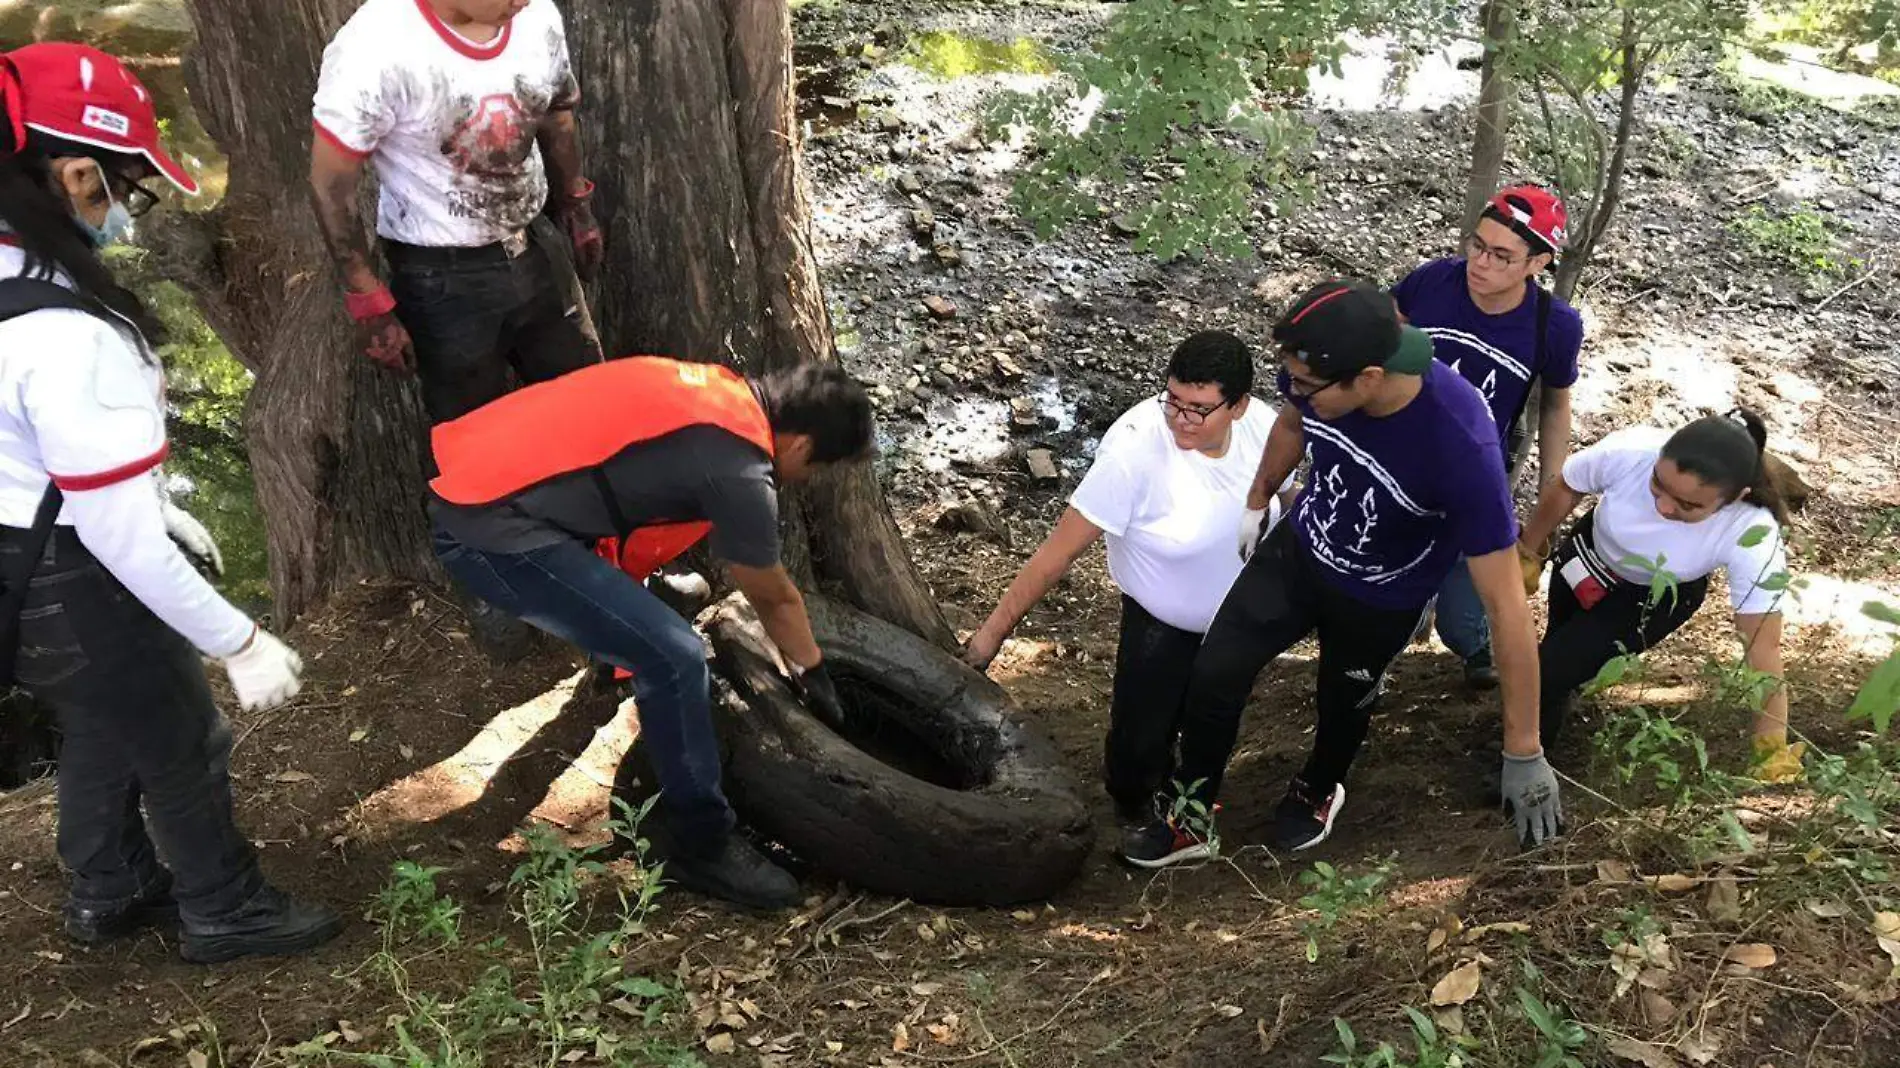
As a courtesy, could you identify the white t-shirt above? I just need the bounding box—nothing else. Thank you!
[1,242,253,657]
[312,0,579,247]
[1070,395,1289,633]
[1563,427,1790,616]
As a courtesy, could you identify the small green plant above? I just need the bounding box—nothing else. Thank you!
[1163,778,1220,860]
[1515,986,1589,1068]
[1729,204,1846,280]
[1297,856,1396,962]
[1323,1008,1469,1068]
[377,861,463,946]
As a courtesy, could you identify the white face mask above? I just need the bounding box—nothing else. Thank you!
[70,160,134,248]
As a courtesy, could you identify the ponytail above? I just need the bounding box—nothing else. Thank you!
[1,64,165,345]
[1662,408,1793,526]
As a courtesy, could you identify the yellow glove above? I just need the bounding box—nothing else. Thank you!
[1749,737,1806,784]
[1516,540,1548,598]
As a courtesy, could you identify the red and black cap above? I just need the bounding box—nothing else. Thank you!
[2,43,198,195]
[1273,279,1435,382]
[1481,184,1566,256]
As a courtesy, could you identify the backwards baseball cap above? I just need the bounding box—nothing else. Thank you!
[1481,184,1566,256]
[1272,279,1434,383]
[1,43,198,195]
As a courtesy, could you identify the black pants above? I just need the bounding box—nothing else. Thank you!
[3,526,263,919]
[1539,517,1707,746]
[1104,595,1204,821]
[1173,522,1427,807]
[387,215,602,425]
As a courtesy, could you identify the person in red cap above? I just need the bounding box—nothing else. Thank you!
[1391,184,1585,690]
[308,0,603,419]
[1,44,341,961]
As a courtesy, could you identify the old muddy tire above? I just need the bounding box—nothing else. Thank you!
[699,593,1093,906]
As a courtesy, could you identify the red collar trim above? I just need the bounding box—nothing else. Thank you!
[414,0,513,60]
[0,234,20,249]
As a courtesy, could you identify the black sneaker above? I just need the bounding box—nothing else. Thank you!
[1272,779,1346,852]
[66,871,178,945]
[1120,814,1216,869]
[179,885,344,964]
[1463,649,1499,691]
[660,837,801,911]
[464,598,537,663]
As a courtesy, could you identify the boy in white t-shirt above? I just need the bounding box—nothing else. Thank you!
[1516,410,1804,780]
[309,0,603,423]
[963,332,1295,828]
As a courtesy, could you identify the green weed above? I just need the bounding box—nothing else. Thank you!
[1297,857,1396,963]
[1729,204,1848,280]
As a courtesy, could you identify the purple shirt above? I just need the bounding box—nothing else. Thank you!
[1391,258,1583,449]
[1281,361,1519,610]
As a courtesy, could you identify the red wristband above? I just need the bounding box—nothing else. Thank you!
[344,286,398,322]
[564,177,596,203]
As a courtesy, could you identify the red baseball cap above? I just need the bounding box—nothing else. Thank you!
[2,43,198,196]
[1483,184,1566,255]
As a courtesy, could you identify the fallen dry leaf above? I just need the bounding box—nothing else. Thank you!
[1705,876,1741,924]
[1873,912,1900,972]
[1433,1006,1465,1036]
[909,982,943,997]
[1640,989,1678,1027]
[1806,900,1850,919]
[1607,1036,1683,1068]
[268,770,313,784]
[1427,914,1464,954]
[703,1033,735,1055]
[1597,859,1634,883]
[1723,943,1777,970]
[187,1053,209,1068]
[347,728,369,744]
[1646,873,1698,893]
[1430,961,1483,1007]
[1678,1032,1721,1065]
[1464,921,1531,940]
[1214,1004,1244,1019]
[891,1022,911,1053]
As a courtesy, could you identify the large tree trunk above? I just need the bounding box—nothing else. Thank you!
[178,0,951,643]
[1460,0,1517,233]
[180,0,436,622]
[561,0,953,646]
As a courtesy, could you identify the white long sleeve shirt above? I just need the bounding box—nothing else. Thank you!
[1,242,254,657]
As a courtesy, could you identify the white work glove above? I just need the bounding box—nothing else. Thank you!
[223,627,304,712]
[1238,505,1269,562]
[1501,749,1565,847]
[161,499,224,577]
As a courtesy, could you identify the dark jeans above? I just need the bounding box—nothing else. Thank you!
[1104,595,1203,822]
[1173,522,1428,807]
[388,216,602,425]
[2,526,263,918]
[432,529,736,853]
[1539,517,1707,746]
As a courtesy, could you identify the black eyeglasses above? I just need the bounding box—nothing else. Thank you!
[1463,233,1528,270]
[104,170,161,219]
[1157,394,1226,427]
[1281,373,1342,400]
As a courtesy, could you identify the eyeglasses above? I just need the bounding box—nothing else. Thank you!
[1281,373,1342,400]
[118,176,161,219]
[1157,393,1226,427]
[1464,233,1529,270]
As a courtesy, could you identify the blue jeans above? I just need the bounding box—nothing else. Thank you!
[433,530,735,852]
[1434,556,1491,663]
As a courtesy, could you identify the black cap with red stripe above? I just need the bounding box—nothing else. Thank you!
[2,43,197,195]
[1481,184,1566,256]
[1273,279,1435,382]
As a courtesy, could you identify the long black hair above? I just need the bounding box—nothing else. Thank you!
[1662,408,1791,525]
[1,58,163,341]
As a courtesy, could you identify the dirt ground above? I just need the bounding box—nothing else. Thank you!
[6,2,1900,1066]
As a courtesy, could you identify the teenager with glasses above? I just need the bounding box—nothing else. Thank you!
[1121,282,1562,867]
[963,332,1295,829]
[1391,185,1585,689]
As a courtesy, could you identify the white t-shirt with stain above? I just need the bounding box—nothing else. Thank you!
[312,0,579,248]
[1563,426,1790,616]
[1071,395,1287,634]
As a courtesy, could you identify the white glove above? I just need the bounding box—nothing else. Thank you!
[223,627,304,712]
[161,499,224,576]
[1238,506,1269,562]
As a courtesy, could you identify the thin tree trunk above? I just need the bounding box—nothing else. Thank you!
[1461,0,1517,233]
[1552,11,1644,303]
[181,0,437,621]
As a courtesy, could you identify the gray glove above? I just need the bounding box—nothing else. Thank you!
[1501,749,1564,847]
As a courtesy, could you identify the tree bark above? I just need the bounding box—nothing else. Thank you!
[1461,0,1517,233]
[560,0,953,645]
[181,0,437,622]
[1552,10,1644,303]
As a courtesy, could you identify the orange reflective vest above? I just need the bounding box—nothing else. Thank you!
[430,356,775,581]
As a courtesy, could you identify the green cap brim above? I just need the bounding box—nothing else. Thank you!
[1384,325,1435,375]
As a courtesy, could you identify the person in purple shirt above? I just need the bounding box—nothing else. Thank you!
[1120,281,1562,867]
[1392,185,1584,689]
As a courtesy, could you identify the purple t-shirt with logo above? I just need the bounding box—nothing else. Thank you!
[1281,361,1519,610]
[1391,258,1584,448]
